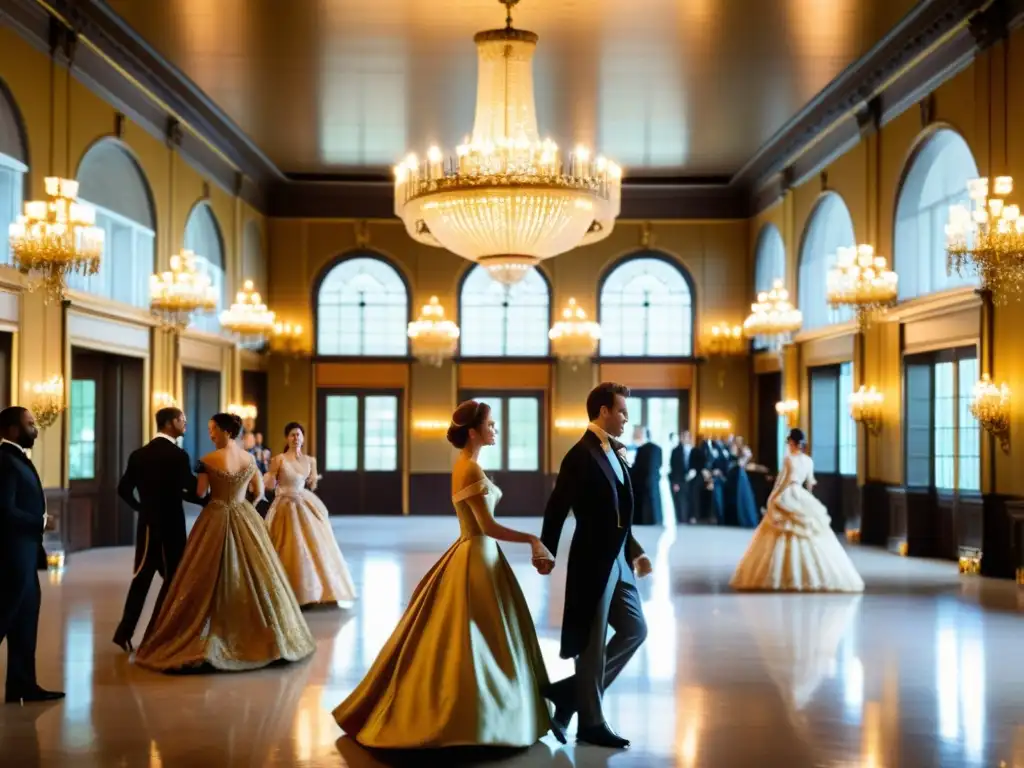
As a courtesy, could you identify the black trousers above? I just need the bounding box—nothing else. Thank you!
[0,538,42,694]
[113,521,185,644]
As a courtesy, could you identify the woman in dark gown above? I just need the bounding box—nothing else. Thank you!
[723,439,760,528]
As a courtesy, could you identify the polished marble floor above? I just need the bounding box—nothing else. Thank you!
[2,518,1023,767]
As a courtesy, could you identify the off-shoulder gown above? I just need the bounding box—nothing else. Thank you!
[332,474,551,748]
[134,457,317,672]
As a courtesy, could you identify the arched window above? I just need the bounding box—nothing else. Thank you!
[242,220,266,294]
[754,224,786,295]
[459,266,550,357]
[315,254,409,356]
[184,202,226,333]
[798,193,856,332]
[894,129,980,300]
[599,253,694,357]
[68,140,156,307]
[0,81,28,266]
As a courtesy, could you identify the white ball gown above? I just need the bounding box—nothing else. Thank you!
[730,451,864,592]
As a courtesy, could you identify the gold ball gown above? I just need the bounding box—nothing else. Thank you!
[134,457,317,672]
[332,475,552,748]
[265,455,357,606]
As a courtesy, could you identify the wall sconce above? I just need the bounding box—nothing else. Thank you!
[554,418,590,431]
[775,399,799,426]
[698,418,732,438]
[153,391,179,410]
[227,403,258,423]
[970,374,1010,452]
[413,419,450,431]
[850,385,884,435]
[25,376,65,430]
[704,323,745,356]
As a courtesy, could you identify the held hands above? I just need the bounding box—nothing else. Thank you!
[530,536,554,575]
[633,554,653,578]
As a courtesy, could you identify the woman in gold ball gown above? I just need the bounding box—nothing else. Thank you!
[134,413,316,673]
[333,400,556,748]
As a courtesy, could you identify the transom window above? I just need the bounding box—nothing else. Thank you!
[316,254,409,356]
[894,129,980,301]
[459,266,550,357]
[599,254,694,357]
[798,193,856,332]
[183,202,226,334]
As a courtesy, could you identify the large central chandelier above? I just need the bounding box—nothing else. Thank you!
[407,295,460,366]
[946,176,1024,303]
[394,0,621,285]
[150,251,218,330]
[549,297,600,367]
[743,279,802,348]
[220,279,275,343]
[8,177,103,299]
[826,245,898,328]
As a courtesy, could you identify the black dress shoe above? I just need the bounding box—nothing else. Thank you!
[576,723,629,749]
[112,636,134,654]
[6,687,65,704]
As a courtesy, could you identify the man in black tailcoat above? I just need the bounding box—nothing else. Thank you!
[112,406,203,652]
[536,382,652,749]
[669,430,692,523]
[0,406,64,704]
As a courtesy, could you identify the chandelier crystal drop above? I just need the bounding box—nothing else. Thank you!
[946,176,1024,303]
[743,279,802,348]
[826,245,898,328]
[149,250,218,330]
[8,177,103,300]
[407,295,460,366]
[219,280,276,343]
[394,0,621,286]
[548,297,600,366]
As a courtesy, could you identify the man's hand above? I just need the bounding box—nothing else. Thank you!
[633,554,653,578]
[533,557,554,575]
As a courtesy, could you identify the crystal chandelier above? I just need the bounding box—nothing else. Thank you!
[969,373,1010,451]
[946,176,1024,303]
[227,403,258,423]
[743,279,802,348]
[850,385,884,434]
[149,250,218,330]
[407,296,460,366]
[394,0,621,286]
[704,322,744,356]
[826,245,898,328]
[549,298,600,367]
[219,279,275,343]
[26,375,65,430]
[8,177,103,300]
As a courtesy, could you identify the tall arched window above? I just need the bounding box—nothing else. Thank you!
[754,224,786,295]
[242,220,266,294]
[894,129,980,300]
[68,140,156,307]
[459,266,550,357]
[315,254,409,356]
[184,202,226,333]
[798,193,856,332]
[0,81,28,266]
[599,253,694,357]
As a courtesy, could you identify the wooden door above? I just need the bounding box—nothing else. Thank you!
[182,368,222,466]
[459,390,546,516]
[317,389,403,515]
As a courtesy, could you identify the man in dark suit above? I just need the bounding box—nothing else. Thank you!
[669,430,692,523]
[537,382,651,749]
[112,407,202,652]
[630,426,664,525]
[0,406,64,704]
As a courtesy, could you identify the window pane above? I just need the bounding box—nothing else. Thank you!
[507,397,539,471]
[324,395,359,471]
[838,362,857,476]
[0,160,24,266]
[934,362,956,490]
[363,395,398,471]
[600,256,693,357]
[957,357,980,492]
[809,368,839,473]
[777,414,788,471]
[316,256,408,356]
[905,363,933,486]
[69,379,97,481]
[460,267,549,356]
[798,194,855,331]
[477,399,504,472]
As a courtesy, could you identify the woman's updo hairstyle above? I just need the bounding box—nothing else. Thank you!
[283,421,305,453]
[211,412,244,440]
[446,400,491,449]
[787,427,806,448]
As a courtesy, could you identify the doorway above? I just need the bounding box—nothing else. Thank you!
[182,367,221,466]
[624,391,690,519]
[316,389,403,515]
[458,390,546,516]
[242,370,268,436]
[0,331,11,409]
[67,349,144,551]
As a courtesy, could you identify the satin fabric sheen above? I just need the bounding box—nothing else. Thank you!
[134,458,317,672]
[333,476,551,747]
[265,456,357,606]
[730,453,864,592]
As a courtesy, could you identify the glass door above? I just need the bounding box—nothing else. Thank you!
[459,390,545,516]
[317,389,403,515]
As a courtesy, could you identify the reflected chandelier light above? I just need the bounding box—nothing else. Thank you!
[8,177,103,300]
[549,298,600,367]
[407,296,460,366]
[394,0,621,286]
[150,251,218,330]
[946,176,1024,303]
[219,280,275,343]
[743,279,802,348]
[826,245,898,328]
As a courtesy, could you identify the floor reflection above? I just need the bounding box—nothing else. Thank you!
[1,520,1022,767]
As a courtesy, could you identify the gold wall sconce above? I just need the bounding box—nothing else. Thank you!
[554,418,590,431]
[153,391,179,410]
[413,419,450,432]
[698,418,732,439]
[227,403,258,422]
[970,374,1010,452]
[704,323,745,356]
[26,376,65,430]
[850,385,884,435]
[775,399,799,426]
